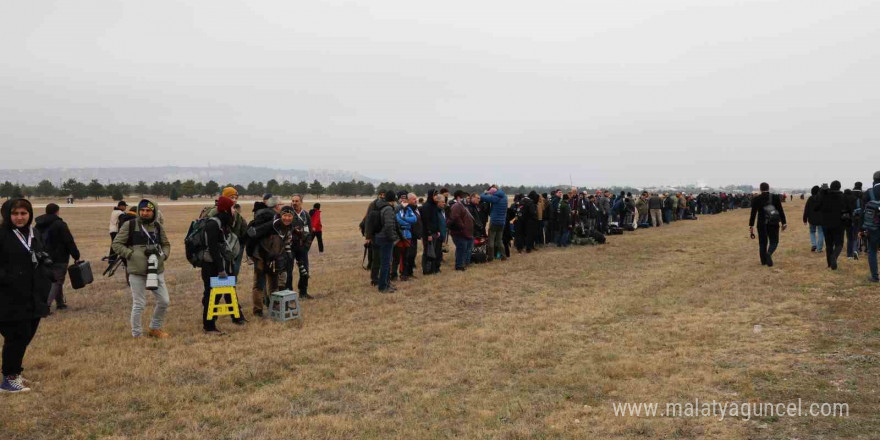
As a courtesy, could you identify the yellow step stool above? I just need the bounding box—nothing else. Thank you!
[206,276,241,320]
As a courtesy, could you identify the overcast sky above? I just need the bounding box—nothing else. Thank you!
[2,1,878,188]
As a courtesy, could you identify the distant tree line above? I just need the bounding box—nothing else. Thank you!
[0,178,766,201]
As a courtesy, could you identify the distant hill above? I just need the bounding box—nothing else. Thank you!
[0,166,381,186]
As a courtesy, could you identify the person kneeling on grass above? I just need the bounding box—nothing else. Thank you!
[0,198,52,393]
[112,199,171,339]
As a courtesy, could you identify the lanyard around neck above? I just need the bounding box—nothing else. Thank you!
[13,228,33,253]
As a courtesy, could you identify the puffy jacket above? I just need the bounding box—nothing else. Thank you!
[34,213,80,264]
[396,205,418,240]
[480,190,508,226]
[111,200,171,275]
[374,200,401,244]
[309,209,323,232]
[0,199,52,321]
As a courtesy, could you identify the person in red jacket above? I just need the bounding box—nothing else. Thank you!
[308,203,323,253]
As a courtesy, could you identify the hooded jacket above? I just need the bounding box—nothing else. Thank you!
[374,199,401,244]
[420,190,440,238]
[803,186,823,225]
[396,204,418,240]
[34,213,80,264]
[479,189,508,226]
[111,199,171,275]
[0,198,51,321]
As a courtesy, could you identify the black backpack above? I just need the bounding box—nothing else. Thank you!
[763,193,781,225]
[184,217,220,268]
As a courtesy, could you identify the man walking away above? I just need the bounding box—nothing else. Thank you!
[803,186,824,253]
[748,183,787,267]
[813,181,846,270]
[34,203,80,312]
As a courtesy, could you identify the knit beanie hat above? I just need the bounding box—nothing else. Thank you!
[216,196,234,213]
[138,199,155,211]
[221,187,238,198]
[280,206,294,215]
[384,192,397,202]
[830,181,841,191]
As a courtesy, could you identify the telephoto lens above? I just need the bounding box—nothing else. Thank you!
[145,254,159,291]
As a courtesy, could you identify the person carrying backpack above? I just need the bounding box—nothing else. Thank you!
[374,192,401,292]
[199,196,243,334]
[845,183,864,260]
[861,171,880,283]
[34,203,80,312]
[111,199,171,338]
[748,183,787,267]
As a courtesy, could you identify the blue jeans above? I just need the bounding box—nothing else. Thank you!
[868,231,880,281]
[377,240,394,290]
[452,236,471,269]
[809,224,824,251]
[556,229,571,247]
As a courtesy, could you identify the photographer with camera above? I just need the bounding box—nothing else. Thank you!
[0,198,53,393]
[251,206,296,316]
[112,200,171,339]
[287,195,314,300]
[201,196,242,334]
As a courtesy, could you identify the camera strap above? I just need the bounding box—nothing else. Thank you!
[140,224,165,257]
[13,227,37,265]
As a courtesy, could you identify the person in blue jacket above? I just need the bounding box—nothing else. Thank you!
[393,196,418,281]
[480,185,508,261]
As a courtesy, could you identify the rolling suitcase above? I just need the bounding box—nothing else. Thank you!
[68,261,94,289]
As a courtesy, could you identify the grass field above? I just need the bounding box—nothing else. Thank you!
[3,199,878,439]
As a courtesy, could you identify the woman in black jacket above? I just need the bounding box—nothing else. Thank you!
[803,185,825,253]
[813,181,846,270]
[0,198,52,393]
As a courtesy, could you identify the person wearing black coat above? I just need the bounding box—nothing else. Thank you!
[420,190,442,275]
[201,197,242,334]
[0,198,52,392]
[34,203,80,312]
[812,181,846,270]
[803,186,824,253]
[748,183,788,267]
[845,183,864,259]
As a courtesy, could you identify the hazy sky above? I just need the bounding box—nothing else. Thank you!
[2,0,878,188]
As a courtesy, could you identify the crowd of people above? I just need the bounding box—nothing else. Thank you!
[360,185,758,293]
[1,174,878,394]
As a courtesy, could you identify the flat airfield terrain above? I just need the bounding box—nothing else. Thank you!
[3,198,879,439]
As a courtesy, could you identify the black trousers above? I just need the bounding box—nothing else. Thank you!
[757,223,780,265]
[403,239,418,276]
[824,226,844,268]
[312,231,324,253]
[369,242,381,283]
[0,318,40,376]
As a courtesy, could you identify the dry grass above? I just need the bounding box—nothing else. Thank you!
[3,199,878,439]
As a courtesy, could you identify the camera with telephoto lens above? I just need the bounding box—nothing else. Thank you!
[33,251,53,266]
[145,254,160,291]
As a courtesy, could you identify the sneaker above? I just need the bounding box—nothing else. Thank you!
[148,329,170,339]
[1,375,31,393]
[868,276,879,283]
[811,246,817,252]
[300,293,315,300]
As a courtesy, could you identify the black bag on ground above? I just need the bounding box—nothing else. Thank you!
[588,230,606,244]
[68,260,94,289]
[607,226,624,235]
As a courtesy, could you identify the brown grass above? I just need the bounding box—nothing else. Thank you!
[3,200,878,439]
